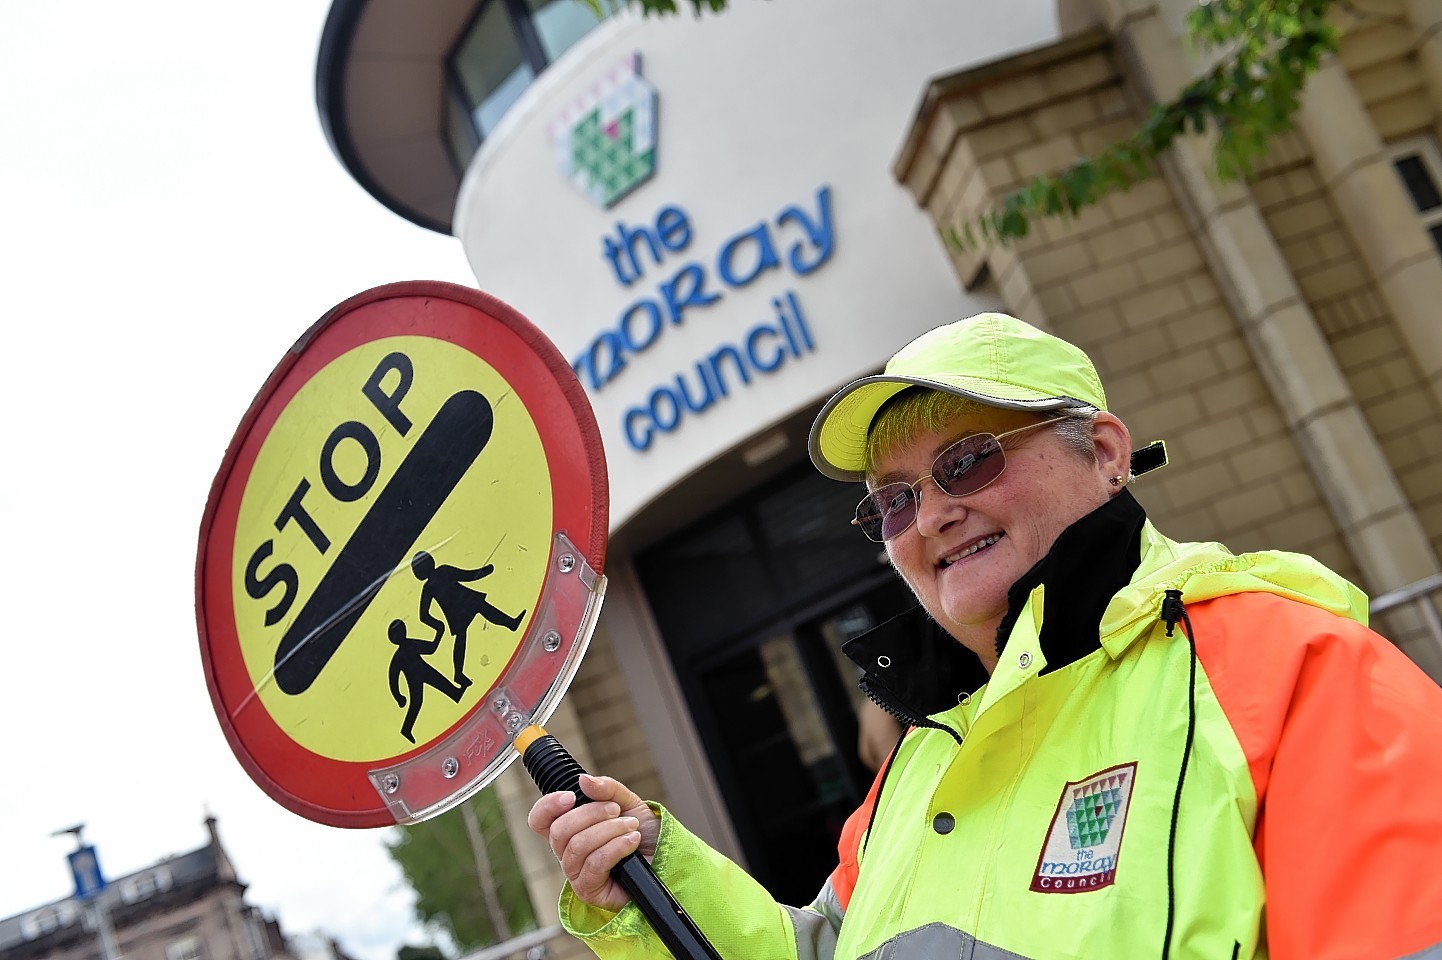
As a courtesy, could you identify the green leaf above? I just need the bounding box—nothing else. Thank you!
[934,0,1340,245]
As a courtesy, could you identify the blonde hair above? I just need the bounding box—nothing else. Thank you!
[864,388,1097,479]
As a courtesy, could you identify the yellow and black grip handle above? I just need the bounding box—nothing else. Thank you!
[516,725,725,960]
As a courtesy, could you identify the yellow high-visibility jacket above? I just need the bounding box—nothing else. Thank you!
[562,492,1442,959]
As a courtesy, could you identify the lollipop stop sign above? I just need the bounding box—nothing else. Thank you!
[196,282,608,828]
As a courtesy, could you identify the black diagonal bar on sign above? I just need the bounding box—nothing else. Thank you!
[273,389,495,695]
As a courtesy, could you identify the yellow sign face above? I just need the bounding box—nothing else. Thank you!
[231,336,552,761]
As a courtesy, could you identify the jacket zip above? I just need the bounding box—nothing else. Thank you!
[858,675,964,747]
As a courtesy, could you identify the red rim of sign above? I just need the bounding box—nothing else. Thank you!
[194,281,608,828]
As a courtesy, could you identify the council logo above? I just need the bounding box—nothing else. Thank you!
[550,52,657,208]
[1031,762,1137,894]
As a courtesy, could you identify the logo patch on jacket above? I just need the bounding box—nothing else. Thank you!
[1030,762,1137,893]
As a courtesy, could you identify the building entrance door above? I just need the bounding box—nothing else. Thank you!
[686,579,917,904]
[636,462,924,905]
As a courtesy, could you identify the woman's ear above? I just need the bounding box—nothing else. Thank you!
[1091,412,1133,486]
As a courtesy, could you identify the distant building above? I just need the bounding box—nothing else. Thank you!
[0,819,295,960]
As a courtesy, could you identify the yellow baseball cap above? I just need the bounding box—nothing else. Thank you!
[809,313,1108,482]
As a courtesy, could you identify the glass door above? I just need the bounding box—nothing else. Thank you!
[637,461,924,903]
[683,578,917,904]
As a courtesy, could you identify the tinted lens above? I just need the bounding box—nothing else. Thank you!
[933,434,1004,496]
[855,482,916,542]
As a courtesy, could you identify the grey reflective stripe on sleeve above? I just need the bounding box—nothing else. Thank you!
[782,879,843,960]
[1401,941,1442,960]
[807,879,845,932]
[857,923,1037,960]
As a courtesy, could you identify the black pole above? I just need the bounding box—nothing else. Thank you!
[518,726,725,960]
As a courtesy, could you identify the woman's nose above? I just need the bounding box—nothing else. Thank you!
[912,477,964,537]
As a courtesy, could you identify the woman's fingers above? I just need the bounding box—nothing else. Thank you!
[525,775,658,912]
[549,800,621,861]
[569,829,642,906]
[526,790,576,838]
[577,775,659,855]
[578,774,643,809]
[561,812,642,884]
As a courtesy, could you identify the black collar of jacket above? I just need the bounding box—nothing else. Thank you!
[842,490,1147,718]
[994,488,1146,675]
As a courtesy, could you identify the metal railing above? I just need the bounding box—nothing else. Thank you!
[460,925,568,960]
[1370,573,1442,662]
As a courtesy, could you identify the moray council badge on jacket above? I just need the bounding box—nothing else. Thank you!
[1031,762,1137,893]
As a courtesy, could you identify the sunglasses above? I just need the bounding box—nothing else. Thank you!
[852,415,1081,542]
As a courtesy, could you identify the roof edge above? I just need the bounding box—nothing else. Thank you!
[893,26,1112,186]
[315,0,455,235]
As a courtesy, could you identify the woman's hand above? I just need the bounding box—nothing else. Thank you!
[527,774,661,913]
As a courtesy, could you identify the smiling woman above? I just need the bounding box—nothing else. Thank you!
[527,312,1442,960]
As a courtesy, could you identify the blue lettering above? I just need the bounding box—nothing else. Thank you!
[618,221,663,279]
[602,206,693,288]
[573,331,627,390]
[615,303,820,450]
[787,291,815,350]
[620,299,664,353]
[656,206,692,253]
[777,184,836,276]
[588,188,838,394]
[675,364,718,413]
[745,324,784,372]
[1041,858,1115,876]
[774,297,801,357]
[659,262,721,327]
[602,234,637,286]
[648,386,682,431]
[717,222,781,288]
[623,407,654,451]
[707,344,751,397]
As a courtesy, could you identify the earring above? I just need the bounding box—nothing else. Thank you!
[1109,475,1126,487]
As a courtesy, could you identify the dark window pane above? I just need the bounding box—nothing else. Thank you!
[444,90,479,173]
[637,513,785,657]
[755,470,883,602]
[1394,153,1442,212]
[694,642,844,904]
[1429,223,1442,257]
[451,2,535,137]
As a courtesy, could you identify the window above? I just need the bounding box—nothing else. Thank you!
[243,908,268,960]
[167,936,205,960]
[20,903,78,940]
[444,0,612,171]
[119,867,172,903]
[1390,138,1442,256]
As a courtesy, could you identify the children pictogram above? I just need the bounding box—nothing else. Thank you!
[386,619,471,744]
[412,550,527,685]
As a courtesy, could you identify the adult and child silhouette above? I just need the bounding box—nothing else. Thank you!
[386,550,526,743]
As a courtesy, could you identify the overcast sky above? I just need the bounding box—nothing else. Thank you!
[0,3,482,958]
